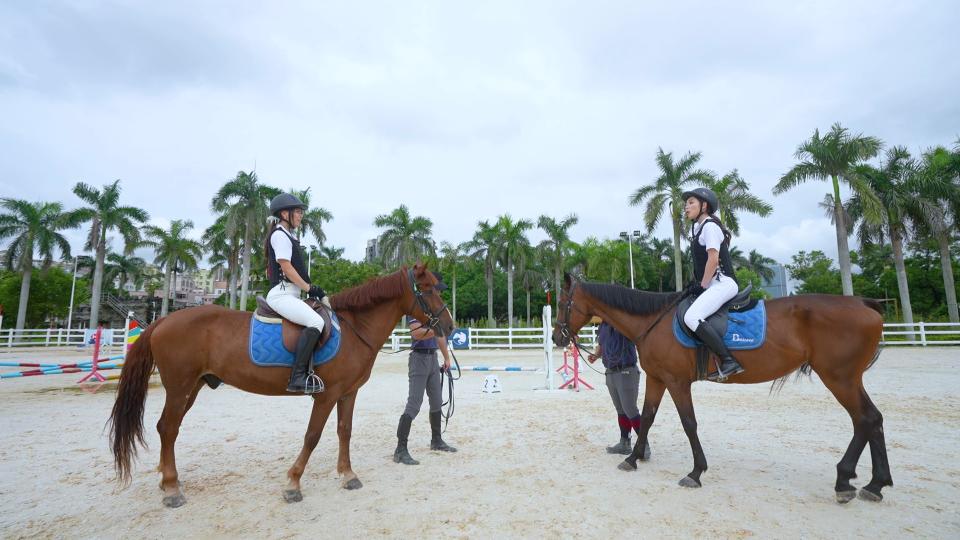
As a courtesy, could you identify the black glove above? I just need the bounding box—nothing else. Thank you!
[684,281,705,297]
[307,285,326,299]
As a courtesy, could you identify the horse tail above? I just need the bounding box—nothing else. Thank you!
[768,362,813,395]
[109,317,163,485]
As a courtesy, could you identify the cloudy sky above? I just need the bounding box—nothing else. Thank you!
[1,1,958,270]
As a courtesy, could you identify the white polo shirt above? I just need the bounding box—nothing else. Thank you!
[270,225,295,261]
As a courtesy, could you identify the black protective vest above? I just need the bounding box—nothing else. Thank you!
[691,218,738,285]
[267,227,311,287]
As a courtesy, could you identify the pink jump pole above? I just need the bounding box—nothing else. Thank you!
[77,325,107,383]
[558,344,593,392]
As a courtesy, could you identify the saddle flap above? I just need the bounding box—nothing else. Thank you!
[281,300,335,353]
[255,296,282,320]
[725,285,755,312]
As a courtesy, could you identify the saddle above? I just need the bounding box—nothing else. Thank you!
[676,285,757,341]
[255,296,335,353]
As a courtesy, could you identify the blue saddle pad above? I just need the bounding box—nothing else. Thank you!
[248,313,342,367]
[672,300,767,350]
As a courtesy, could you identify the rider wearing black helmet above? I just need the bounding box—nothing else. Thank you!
[680,187,745,382]
[264,193,330,394]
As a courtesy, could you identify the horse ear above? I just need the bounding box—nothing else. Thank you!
[412,261,425,276]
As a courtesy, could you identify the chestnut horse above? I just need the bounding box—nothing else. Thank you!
[109,264,454,507]
[552,274,892,503]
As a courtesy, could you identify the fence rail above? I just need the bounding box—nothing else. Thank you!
[1,322,957,352]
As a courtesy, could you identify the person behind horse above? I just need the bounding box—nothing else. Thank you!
[681,187,745,382]
[264,193,330,394]
[587,320,650,459]
[394,272,457,465]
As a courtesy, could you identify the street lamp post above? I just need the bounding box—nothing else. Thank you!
[67,256,79,330]
[308,245,316,279]
[619,231,635,289]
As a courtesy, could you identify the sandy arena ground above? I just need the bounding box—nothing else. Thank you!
[0,346,958,539]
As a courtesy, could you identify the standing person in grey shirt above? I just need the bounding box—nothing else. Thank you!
[587,321,650,459]
[394,272,457,465]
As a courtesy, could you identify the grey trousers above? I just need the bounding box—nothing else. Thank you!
[403,350,443,419]
[605,366,641,418]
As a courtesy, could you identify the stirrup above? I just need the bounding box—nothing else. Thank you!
[304,372,324,394]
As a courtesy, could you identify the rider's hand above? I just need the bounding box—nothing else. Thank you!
[307,285,326,299]
[685,281,705,297]
[587,354,598,363]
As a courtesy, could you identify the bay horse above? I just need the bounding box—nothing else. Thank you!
[109,263,454,507]
[552,274,892,503]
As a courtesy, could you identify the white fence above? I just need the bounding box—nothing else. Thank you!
[1,322,958,352]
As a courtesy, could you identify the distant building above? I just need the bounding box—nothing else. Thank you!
[761,263,789,298]
[365,238,380,264]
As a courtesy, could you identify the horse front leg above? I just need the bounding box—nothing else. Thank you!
[669,381,708,488]
[336,391,363,490]
[619,375,666,471]
[283,396,336,503]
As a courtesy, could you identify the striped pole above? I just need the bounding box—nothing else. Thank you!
[454,366,540,372]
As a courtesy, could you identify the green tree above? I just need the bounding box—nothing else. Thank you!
[519,246,549,326]
[915,145,960,322]
[0,199,74,329]
[629,148,712,291]
[63,180,148,325]
[289,187,333,246]
[774,123,883,296]
[0,267,87,328]
[734,267,769,300]
[373,205,434,269]
[143,220,204,317]
[745,249,776,283]
[786,250,843,295]
[203,215,241,309]
[466,220,500,326]
[104,252,147,296]
[211,171,279,311]
[848,146,928,327]
[536,213,579,311]
[494,214,532,327]
[437,241,467,322]
[703,170,772,235]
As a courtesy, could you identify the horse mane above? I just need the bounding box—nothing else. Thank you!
[330,270,406,312]
[579,282,682,316]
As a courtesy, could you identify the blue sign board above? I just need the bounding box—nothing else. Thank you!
[449,328,470,349]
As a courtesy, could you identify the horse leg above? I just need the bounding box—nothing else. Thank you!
[858,388,893,501]
[618,376,666,471]
[335,391,362,490]
[156,378,203,508]
[668,381,708,488]
[283,396,336,503]
[817,372,872,503]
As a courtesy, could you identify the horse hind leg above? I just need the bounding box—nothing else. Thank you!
[156,378,204,508]
[816,371,872,503]
[858,388,893,502]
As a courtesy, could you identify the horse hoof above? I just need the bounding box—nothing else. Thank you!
[835,490,857,504]
[344,478,363,490]
[283,489,303,503]
[678,475,701,488]
[617,460,637,472]
[858,487,883,502]
[162,494,187,508]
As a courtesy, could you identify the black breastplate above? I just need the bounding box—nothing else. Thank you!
[267,228,311,287]
[691,218,738,284]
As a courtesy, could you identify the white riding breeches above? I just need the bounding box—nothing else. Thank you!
[683,274,739,331]
[265,282,325,330]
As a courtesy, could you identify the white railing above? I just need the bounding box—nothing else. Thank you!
[2,322,957,352]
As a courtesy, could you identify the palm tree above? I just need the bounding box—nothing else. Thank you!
[703,170,772,235]
[745,250,777,283]
[438,241,466,322]
[847,147,929,328]
[0,200,73,329]
[143,220,204,317]
[774,123,883,295]
[203,215,241,309]
[629,148,713,291]
[519,247,549,327]
[536,213,578,311]
[104,252,147,296]
[916,146,960,322]
[728,246,749,271]
[373,205,434,269]
[494,215,532,327]
[211,171,278,311]
[319,245,345,260]
[289,187,333,245]
[466,220,500,326]
[63,180,149,325]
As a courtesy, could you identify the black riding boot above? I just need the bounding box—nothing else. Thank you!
[286,327,323,394]
[394,414,419,465]
[429,411,457,452]
[694,321,745,382]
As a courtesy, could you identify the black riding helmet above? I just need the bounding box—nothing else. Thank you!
[270,193,307,217]
[681,187,719,215]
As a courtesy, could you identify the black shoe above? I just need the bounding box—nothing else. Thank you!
[429,411,457,453]
[606,437,631,455]
[693,322,745,382]
[394,414,419,465]
[286,327,323,394]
